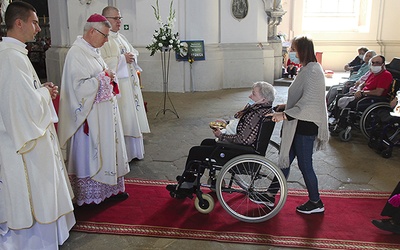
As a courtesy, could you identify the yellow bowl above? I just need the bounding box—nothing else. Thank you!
[209,121,227,130]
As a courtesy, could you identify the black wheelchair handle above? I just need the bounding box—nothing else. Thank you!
[263,116,273,122]
[273,105,285,112]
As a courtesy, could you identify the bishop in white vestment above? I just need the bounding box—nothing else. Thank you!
[58,14,130,206]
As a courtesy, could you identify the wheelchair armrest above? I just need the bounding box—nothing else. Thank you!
[360,96,389,102]
[356,96,389,110]
[215,140,255,154]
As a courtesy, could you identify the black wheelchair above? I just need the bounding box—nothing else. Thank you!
[329,58,400,142]
[329,78,400,142]
[167,118,287,223]
[362,92,400,158]
[329,95,391,142]
[368,113,400,158]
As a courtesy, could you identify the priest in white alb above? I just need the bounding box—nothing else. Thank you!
[0,2,75,249]
[101,6,150,161]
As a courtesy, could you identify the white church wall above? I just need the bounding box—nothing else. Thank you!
[66,0,109,45]
[113,0,136,44]
[137,0,223,92]
[46,0,110,87]
[220,0,268,44]
[182,1,220,44]
[46,0,278,92]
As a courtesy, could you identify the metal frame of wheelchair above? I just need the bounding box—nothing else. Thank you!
[329,67,400,142]
[365,105,400,158]
[330,97,391,142]
[328,85,400,157]
[360,102,393,140]
[169,120,288,223]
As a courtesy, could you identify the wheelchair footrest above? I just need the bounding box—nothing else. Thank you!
[169,189,194,199]
[167,184,195,199]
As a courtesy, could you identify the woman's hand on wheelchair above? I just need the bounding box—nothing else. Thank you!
[266,112,286,123]
[273,104,286,112]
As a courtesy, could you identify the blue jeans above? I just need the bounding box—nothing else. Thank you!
[280,134,321,202]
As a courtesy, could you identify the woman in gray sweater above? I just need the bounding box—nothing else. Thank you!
[268,35,329,214]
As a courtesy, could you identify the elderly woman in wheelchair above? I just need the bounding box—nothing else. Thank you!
[166,81,287,222]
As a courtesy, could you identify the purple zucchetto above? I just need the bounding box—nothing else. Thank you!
[87,13,107,22]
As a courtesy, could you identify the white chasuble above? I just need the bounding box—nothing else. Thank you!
[0,40,74,231]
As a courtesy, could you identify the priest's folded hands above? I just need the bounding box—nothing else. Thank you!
[43,82,58,99]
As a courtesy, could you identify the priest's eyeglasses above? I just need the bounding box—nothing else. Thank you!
[106,16,123,21]
[94,28,109,38]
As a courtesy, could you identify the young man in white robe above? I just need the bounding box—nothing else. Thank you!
[57,13,130,206]
[0,2,75,249]
[100,6,150,161]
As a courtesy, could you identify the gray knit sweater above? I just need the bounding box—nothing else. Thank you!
[279,62,329,168]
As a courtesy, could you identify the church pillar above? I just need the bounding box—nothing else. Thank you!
[45,0,109,86]
[264,0,287,79]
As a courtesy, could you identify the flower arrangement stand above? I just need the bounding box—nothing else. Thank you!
[155,48,179,118]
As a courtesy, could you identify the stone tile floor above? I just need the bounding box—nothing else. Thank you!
[61,76,399,249]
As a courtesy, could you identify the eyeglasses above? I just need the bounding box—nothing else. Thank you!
[94,28,109,38]
[371,61,383,66]
[106,16,123,21]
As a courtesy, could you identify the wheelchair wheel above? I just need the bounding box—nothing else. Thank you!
[265,140,280,164]
[194,193,215,214]
[339,128,352,142]
[360,102,391,140]
[215,154,287,223]
[381,148,392,158]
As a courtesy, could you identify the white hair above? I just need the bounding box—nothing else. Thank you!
[253,81,276,105]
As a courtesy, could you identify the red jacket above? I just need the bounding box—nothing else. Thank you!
[287,59,301,68]
[363,70,393,97]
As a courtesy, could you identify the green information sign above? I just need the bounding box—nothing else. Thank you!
[176,40,205,61]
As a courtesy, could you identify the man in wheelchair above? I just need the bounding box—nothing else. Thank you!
[166,81,276,200]
[326,50,376,107]
[329,55,393,135]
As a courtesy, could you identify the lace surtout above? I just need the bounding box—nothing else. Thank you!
[69,175,125,206]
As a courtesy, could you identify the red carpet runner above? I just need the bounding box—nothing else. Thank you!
[73,178,400,249]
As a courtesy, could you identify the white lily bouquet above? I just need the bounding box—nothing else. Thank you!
[146,0,185,56]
